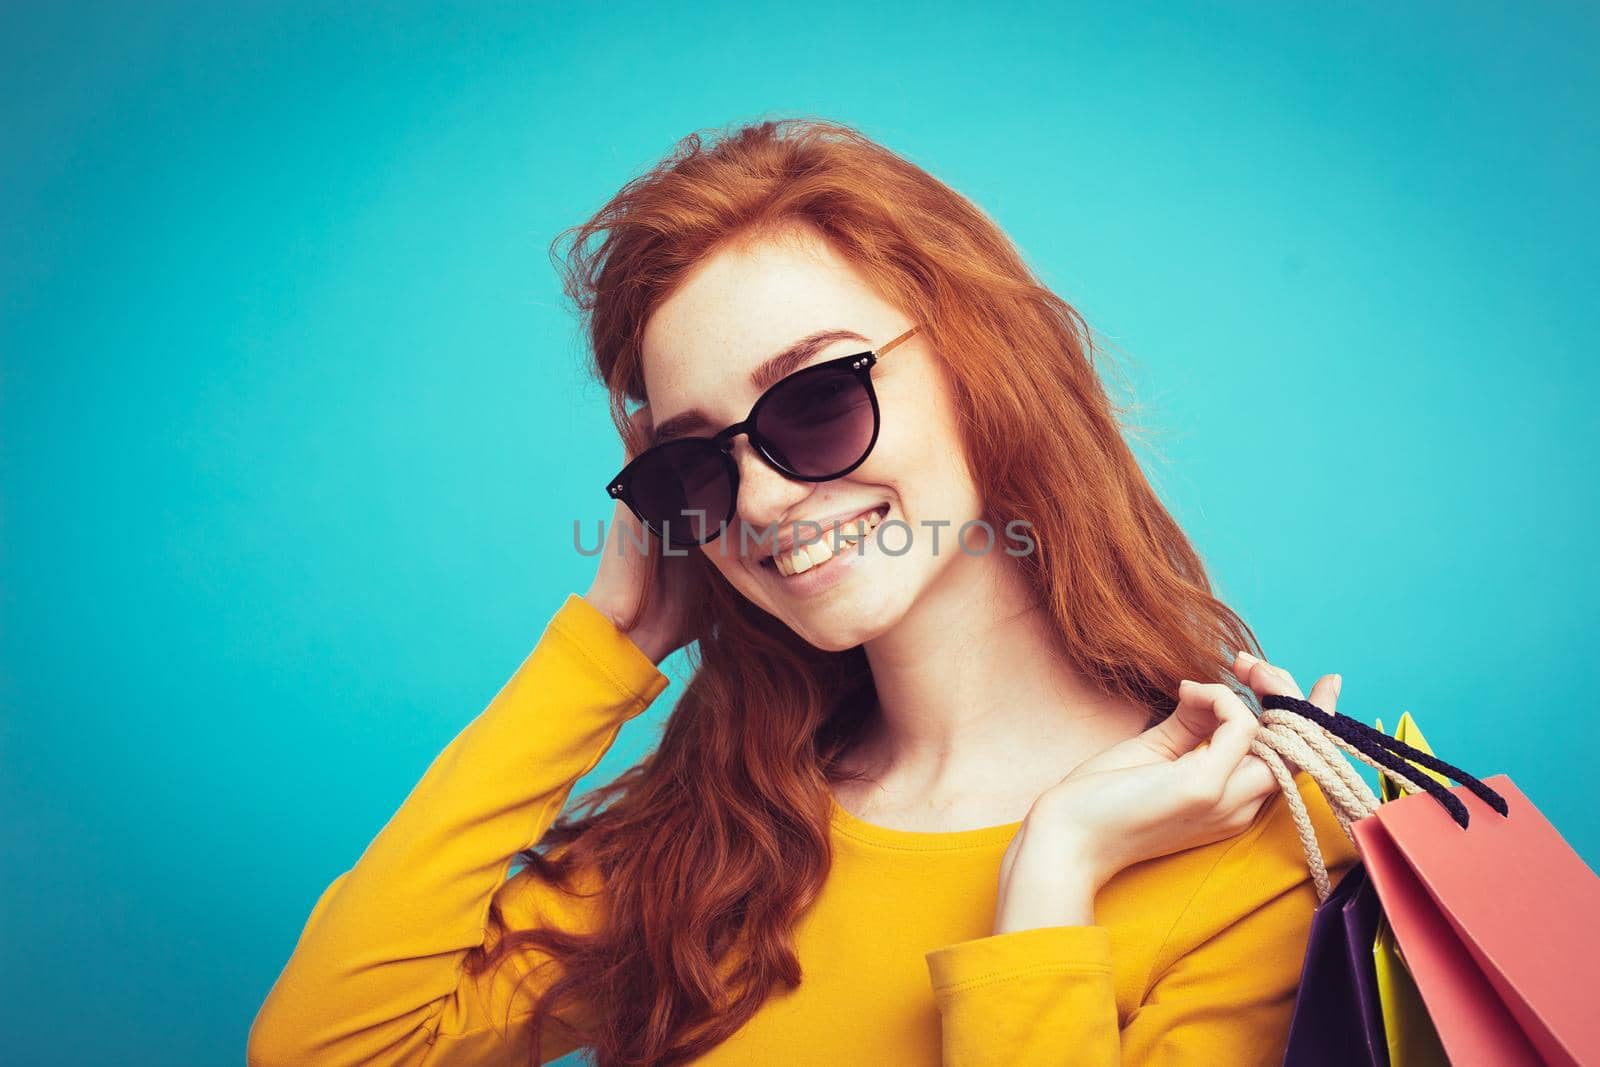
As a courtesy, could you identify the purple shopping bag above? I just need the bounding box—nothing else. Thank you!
[1282,863,1389,1066]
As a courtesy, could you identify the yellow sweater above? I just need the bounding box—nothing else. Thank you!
[249,592,1358,1066]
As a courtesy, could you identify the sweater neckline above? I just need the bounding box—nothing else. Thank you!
[827,792,1025,850]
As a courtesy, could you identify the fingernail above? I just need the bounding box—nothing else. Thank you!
[1237,650,1259,667]
[1333,674,1343,695]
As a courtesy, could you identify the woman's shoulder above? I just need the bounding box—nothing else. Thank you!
[1096,768,1366,1013]
[1150,769,1362,960]
[1208,767,1361,902]
[1239,767,1362,885]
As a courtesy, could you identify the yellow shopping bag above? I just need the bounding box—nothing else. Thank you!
[1371,712,1452,1067]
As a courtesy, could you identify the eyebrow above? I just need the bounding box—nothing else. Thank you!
[648,328,872,445]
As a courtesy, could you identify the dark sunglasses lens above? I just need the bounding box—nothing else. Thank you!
[755,363,875,477]
[629,440,731,544]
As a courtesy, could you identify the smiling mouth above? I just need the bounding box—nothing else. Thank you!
[762,504,889,577]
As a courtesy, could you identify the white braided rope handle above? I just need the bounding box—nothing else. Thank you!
[1249,705,1431,904]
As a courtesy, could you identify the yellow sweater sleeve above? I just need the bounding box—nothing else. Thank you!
[247,593,670,1067]
[924,772,1358,1066]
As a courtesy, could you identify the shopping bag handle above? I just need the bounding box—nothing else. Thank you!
[1260,694,1508,826]
[1246,694,1508,904]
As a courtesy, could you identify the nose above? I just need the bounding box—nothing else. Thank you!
[727,437,810,542]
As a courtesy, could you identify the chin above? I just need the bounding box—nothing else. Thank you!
[790,590,907,652]
[798,623,875,654]
[719,549,917,650]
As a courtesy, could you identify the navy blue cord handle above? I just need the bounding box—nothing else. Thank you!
[1259,693,1508,830]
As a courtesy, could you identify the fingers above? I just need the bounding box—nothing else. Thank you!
[1233,650,1302,701]
[1217,753,1282,827]
[1174,680,1259,780]
[1306,673,1341,716]
[1143,679,1229,758]
[1233,649,1341,717]
[1222,749,1281,799]
[1166,678,1282,837]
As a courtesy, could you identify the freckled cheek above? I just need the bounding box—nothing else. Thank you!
[700,540,756,581]
[859,432,968,530]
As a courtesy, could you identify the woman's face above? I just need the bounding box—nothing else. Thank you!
[639,226,987,651]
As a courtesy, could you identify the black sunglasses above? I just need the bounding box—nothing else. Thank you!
[605,324,923,547]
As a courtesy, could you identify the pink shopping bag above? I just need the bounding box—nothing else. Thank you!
[1351,774,1600,1067]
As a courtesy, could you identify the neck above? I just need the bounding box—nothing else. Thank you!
[846,551,1151,816]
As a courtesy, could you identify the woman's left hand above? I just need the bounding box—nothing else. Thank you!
[991,651,1341,935]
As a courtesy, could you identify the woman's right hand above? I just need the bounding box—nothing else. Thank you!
[583,404,698,665]
[992,656,1340,933]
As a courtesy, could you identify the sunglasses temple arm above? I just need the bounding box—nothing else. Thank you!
[875,323,922,357]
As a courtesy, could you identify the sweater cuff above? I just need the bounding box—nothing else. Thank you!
[548,593,670,708]
[926,924,1113,994]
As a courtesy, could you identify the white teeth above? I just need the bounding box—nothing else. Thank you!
[772,506,886,577]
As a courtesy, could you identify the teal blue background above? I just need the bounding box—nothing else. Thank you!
[4,3,1595,1064]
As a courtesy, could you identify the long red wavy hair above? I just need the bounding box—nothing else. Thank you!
[462,117,1265,1066]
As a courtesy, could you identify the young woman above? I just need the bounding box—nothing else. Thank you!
[250,119,1357,1067]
